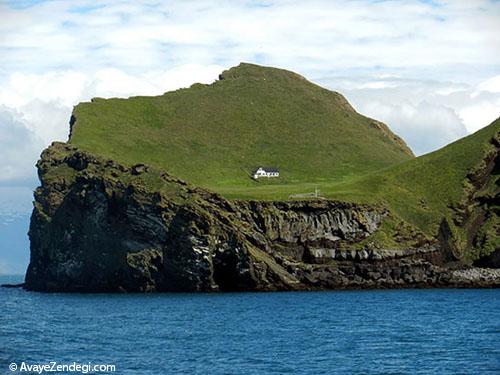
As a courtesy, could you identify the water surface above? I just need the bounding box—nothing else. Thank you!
[1,275,499,374]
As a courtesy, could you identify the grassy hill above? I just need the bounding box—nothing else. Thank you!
[69,63,413,194]
[329,118,500,234]
[68,63,499,251]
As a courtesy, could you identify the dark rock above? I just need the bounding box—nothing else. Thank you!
[131,164,148,175]
[437,218,460,264]
[474,248,500,268]
[1,283,25,288]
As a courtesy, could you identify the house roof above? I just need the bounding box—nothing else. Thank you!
[254,166,279,173]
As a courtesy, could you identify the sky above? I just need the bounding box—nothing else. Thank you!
[0,0,499,274]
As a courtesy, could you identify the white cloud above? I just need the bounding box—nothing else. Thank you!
[84,64,222,98]
[318,74,500,155]
[459,99,500,133]
[0,71,88,108]
[474,75,500,95]
[0,0,499,77]
[0,106,44,183]
[0,66,216,149]
[357,100,467,156]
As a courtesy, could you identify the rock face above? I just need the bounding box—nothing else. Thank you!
[441,132,500,266]
[25,143,500,292]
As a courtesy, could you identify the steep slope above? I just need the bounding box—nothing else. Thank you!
[329,117,500,260]
[69,63,413,197]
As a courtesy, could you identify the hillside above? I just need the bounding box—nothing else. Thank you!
[69,63,413,195]
[329,117,500,257]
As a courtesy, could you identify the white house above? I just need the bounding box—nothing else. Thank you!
[253,166,280,179]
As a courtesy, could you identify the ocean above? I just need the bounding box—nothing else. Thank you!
[1,275,499,374]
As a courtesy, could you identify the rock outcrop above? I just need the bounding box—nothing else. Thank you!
[441,131,500,265]
[24,143,500,292]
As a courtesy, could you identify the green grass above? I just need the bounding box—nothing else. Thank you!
[324,118,500,234]
[68,62,500,239]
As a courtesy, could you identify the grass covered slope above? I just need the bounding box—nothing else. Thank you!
[330,118,500,237]
[69,63,413,194]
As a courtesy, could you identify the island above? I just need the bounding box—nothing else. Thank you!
[24,63,500,292]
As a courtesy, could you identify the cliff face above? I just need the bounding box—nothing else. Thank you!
[440,132,500,266]
[25,143,500,292]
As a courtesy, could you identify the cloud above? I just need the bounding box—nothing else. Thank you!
[83,64,222,98]
[0,106,44,184]
[0,64,221,135]
[356,99,467,156]
[459,98,500,133]
[0,0,499,78]
[474,75,500,95]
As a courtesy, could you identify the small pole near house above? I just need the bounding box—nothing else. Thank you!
[289,187,323,200]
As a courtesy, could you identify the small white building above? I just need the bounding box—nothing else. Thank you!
[253,166,280,179]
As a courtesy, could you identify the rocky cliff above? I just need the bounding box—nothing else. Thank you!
[24,142,500,292]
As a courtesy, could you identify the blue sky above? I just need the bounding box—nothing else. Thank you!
[0,0,499,274]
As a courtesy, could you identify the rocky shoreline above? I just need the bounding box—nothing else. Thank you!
[7,266,500,292]
[23,142,500,292]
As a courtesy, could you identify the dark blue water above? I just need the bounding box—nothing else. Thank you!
[1,275,499,374]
